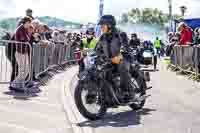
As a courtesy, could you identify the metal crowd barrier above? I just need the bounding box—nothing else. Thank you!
[0,39,80,89]
[170,45,200,76]
[0,40,32,88]
[32,40,79,77]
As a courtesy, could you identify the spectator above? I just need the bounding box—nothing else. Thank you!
[178,22,193,45]
[27,24,42,83]
[26,8,34,19]
[38,24,46,40]
[43,25,52,40]
[10,16,33,91]
[175,32,181,43]
[52,31,59,42]
[7,35,17,84]
[166,32,180,56]
[36,24,52,41]
[193,28,200,45]
[27,24,34,37]
[57,30,67,43]
[32,19,41,33]
[17,9,34,27]
[168,32,174,43]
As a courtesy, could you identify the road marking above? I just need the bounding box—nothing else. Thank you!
[61,74,82,133]
[61,66,93,133]
[0,122,43,133]
[67,76,94,133]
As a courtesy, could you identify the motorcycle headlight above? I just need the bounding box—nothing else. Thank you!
[97,65,103,71]
[79,71,88,80]
[84,57,95,69]
[143,52,152,57]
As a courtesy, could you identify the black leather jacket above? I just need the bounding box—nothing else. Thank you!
[95,31,121,58]
[129,38,140,48]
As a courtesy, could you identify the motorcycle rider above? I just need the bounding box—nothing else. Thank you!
[95,15,132,101]
[137,40,154,63]
[79,27,98,72]
[143,41,154,53]
[129,33,140,48]
[120,32,129,47]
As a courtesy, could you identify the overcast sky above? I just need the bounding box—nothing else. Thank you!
[0,0,199,22]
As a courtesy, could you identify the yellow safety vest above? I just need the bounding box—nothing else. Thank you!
[82,38,98,49]
[154,40,161,48]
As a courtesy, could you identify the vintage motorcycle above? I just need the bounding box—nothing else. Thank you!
[74,50,151,120]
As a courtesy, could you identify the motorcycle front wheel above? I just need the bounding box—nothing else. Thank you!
[74,82,107,121]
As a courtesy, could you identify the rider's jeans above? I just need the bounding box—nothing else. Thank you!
[117,59,130,92]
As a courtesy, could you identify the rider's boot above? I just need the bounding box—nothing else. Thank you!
[122,89,135,103]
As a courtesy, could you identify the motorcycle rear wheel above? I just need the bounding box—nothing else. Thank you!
[129,70,147,110]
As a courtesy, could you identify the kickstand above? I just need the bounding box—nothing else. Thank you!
[146,86,152,90]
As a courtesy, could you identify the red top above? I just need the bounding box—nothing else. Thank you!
[179,27,193,45]
[15,25,31,54]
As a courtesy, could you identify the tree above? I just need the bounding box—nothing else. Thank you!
[121,13,129,23]
[0,21,10,30]
[121,8,182,27]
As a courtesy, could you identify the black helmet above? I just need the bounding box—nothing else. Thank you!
[131,33,137,38]
[120,32,128,40]
[86,27,95,35]
[98,15,116,27]
[26,8,32,13]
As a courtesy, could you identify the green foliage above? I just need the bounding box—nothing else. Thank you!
[0,18,17,30]
[121,13,129,23]
[0,16,81,31]
[121,8,181,27]
[38,16,81,28]
[0,20,9,29]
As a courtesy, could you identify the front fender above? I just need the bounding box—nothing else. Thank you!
[78,71,88,81]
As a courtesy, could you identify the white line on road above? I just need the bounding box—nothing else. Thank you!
[61,66,93,133]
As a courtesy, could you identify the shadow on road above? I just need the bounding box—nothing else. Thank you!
[141,68,159,72]
[78,108,156,128]
[3,90,39,100]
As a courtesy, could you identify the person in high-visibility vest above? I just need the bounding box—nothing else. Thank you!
[80,28,98,50]
[154,37,161,58]
[79,27,98,73]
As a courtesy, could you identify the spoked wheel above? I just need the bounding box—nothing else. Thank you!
[74,82,107,120]
[129,70,147,110]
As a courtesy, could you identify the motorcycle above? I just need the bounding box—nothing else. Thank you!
[137,47,157,70]
[143,49,154,64]
[74,50,151,120]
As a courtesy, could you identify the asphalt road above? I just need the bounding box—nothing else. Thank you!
[0,61,200,133]
[65,62,200,133]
